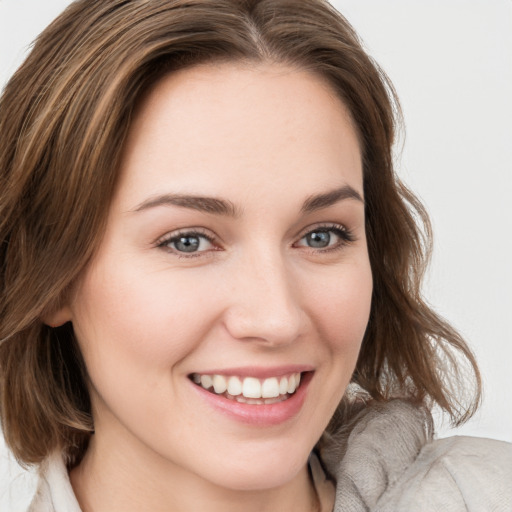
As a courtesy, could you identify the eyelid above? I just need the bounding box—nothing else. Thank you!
[294,222,348,240]
[155,227,213,245]
[293,223,356,250]
[155,227,219,257]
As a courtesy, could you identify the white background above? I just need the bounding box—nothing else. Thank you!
[1,0,511,509]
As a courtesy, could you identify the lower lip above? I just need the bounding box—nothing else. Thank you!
[191,372,312,426]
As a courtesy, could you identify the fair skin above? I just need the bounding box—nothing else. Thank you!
[52,62,373,512]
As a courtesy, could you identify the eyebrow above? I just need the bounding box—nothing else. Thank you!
[300,185,364,213]
[132,194,241,217]
[131,184,363,217]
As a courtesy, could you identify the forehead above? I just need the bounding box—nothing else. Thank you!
[115,62,363,209]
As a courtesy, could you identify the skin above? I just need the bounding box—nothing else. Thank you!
[52,62,373,512]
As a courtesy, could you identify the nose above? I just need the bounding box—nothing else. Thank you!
[222,250,305,347]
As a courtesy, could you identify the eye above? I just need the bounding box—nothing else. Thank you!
[295,225,354,251]
[157,230,215,255]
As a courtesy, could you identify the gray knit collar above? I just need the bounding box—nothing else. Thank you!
[318,399,433,512]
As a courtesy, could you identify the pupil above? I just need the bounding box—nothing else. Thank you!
[308,231,330,248]
[175,236,200,252]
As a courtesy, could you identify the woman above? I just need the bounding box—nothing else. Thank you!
[0,1,510,511]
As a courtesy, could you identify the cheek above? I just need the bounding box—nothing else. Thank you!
[68,261,226,440]
[69,259,219,388]
[305,259,373,356]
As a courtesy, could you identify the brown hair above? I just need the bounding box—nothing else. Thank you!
[0,0,480,466]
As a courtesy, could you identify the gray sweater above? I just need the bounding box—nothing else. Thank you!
[28,400,512,511]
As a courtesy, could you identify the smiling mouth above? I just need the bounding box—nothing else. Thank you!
[190,372,303,405]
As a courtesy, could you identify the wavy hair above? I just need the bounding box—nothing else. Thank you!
[0,0,480,466]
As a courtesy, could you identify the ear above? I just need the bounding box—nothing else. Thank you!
[42,305,72,328]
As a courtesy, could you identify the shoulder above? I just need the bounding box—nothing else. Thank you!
[321,399,512,512]
[377,436,512,511]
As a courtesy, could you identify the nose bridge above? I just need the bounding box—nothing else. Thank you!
[223,246,304,345]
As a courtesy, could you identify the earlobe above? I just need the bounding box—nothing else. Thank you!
[42,305,72,328]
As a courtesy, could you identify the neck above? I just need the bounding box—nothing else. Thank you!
[70,431,319,512]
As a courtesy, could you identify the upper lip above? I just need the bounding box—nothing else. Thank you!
[189,365,314,379]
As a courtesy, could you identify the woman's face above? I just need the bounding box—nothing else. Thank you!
[63,63,372,491]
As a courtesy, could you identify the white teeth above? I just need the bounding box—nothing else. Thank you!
[230,394,287,405]
[246,398,263,405]
[261,377,279,398]
[242,377,261,398]
[279,376,288,395]
[227,376,242,396]
[200,374,213,389]
[192,372,304,401]
[287,373,301,394]
[213,374,227,394]
[287,374,296,394]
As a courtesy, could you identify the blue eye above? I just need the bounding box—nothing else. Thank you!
[304,230,332,248]
[296,225,354,250]
[159,231,214,254]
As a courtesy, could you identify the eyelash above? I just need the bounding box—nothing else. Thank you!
[294,224,356,253]
[156,228,217,259]
[156,224,356,258]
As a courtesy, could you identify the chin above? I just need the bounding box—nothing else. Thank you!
[203,455,307,492]
[190,434,314,491]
